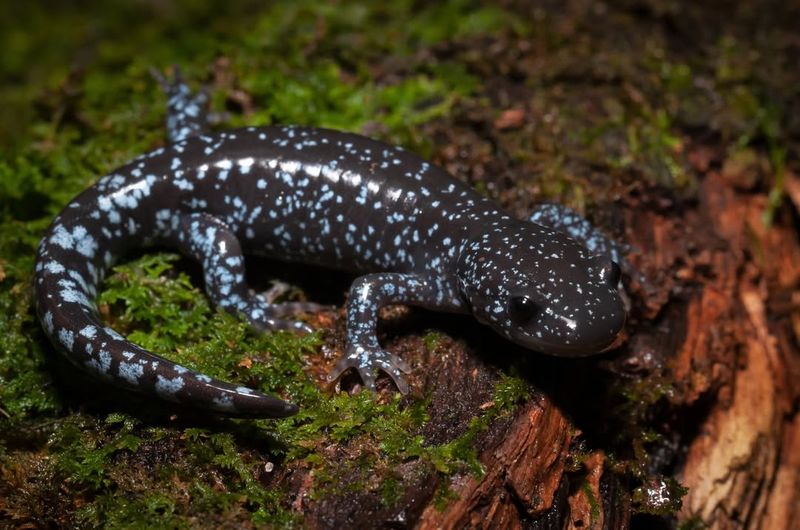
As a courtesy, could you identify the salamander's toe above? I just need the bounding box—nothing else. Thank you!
[377,358,410,394]
[329,346,411,394]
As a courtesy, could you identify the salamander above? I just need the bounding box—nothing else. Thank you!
[33,71,627,418]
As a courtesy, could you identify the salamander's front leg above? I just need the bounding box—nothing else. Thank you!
[174,213,324,332]
[330,272,465,393]
[529,203,625,263]
[529,203,647,288]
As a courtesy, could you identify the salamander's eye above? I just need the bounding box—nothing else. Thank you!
[509,296,538,322]
[600,260,621,286]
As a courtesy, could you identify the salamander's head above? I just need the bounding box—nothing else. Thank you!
[457,221,626,356]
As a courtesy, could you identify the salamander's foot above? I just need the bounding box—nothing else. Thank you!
[328,343,411,394]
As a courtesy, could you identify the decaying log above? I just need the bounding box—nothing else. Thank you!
[675,171,800,529]
[395,167,798,528]
[417,398,572,529]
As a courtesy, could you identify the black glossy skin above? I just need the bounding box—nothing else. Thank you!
[33,75,626,417]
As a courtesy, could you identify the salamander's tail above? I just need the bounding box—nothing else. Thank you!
[33,215,299,419]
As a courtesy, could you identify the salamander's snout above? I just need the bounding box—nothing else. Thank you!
[573,299,626,354]
[507,252,627,356]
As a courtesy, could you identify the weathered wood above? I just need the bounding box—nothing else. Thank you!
[676,171,800,529]
[417,398,572,529]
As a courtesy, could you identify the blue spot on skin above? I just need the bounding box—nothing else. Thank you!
[155,375,185,396]
[43,311,54,334]
[79,325,97,339]
[212,395,236,412]
[44,261,65,274]
[87,349,112,374]
[105,327,126,341]
[118,362,144,385]
[58,328,74,350]
[50,225,98,258]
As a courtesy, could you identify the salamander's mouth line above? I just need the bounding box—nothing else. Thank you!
[536,336,624,357]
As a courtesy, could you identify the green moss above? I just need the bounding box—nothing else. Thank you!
[77,492,183,530]
[425,373,529,479]
[98,254,213,351]
[607,374,675,478]
[379,473,403,507]
[422,330,446,353]
[491,371,529,411]
[432,484,459,512]
[580,104,690,189]
[182,429,297,525]
[0,217,62,425]
[50,414,144,492]
[580,479,601,522]
[98,252,323,405]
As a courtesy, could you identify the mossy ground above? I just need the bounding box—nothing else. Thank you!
[1,0,797,527]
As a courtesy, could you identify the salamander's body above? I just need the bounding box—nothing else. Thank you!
[34,74,626,417]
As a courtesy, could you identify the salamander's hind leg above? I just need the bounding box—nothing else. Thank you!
[174,213,320,333]
[151,66,210,143]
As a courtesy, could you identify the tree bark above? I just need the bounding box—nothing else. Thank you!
[673,170,800,529]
